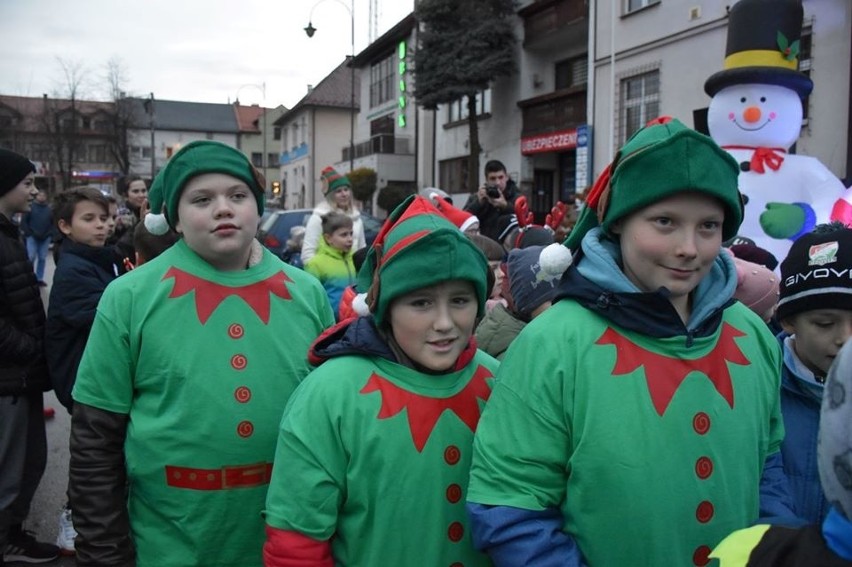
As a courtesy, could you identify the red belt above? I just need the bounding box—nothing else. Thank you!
[165,462,273,491]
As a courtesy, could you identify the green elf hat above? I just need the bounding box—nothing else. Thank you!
[144,140,266,235]
[321,166,350,196]
[352,194,489,326]
[704,0,813,98]
[540,117,742,276]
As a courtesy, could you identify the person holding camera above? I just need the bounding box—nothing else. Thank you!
[464,160,519,243]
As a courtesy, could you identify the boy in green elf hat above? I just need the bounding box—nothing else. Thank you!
[467,117,796,566]
[263,195,498,566]
[68,140,334,567]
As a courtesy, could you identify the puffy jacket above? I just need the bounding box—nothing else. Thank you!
[0,213,50,395]
[47,240,120,410]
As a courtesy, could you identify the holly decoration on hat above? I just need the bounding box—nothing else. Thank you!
[777,31,800,61]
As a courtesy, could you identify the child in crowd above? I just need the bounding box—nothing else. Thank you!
[68,140,335,567]
[304,212,356,319]
[282,225,306,269]
[132,220,179,267]
[263,195,498,566]
[467,118,795,566]
[774,223,852,524]
[45,187,118,555]
[131,220,179,267]
[0,148,59,564]
[467,233,506,311]
[475,245,562,360]
[711,338,852,566]
[47,187,118,411]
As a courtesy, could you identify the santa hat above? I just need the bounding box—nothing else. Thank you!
[428,191,479,233]
[540,117,741,277]
[145,140,265,235]
[321,166,350,196]
[0,148,35,198]
[353,195,489,325]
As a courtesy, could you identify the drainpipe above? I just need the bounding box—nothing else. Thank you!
[587,0,596,177]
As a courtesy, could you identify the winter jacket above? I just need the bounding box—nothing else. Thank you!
[474,303,527,361]
[304,238,355,318]
[0,213,50,395]
[301,201,366,263]
[263,316,498,566]
[20,201,54,241]
[464,179,519,243]
[467,228,795,566]
[777,332,829,524]
[46,239,119,410]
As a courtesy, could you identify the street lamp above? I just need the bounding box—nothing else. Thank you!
[304,0,355,176]
[235,82,267,195]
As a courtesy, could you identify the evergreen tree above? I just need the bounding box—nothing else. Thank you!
[414,0,517,194]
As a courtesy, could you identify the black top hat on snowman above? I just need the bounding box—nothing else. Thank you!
[704,0,813,98]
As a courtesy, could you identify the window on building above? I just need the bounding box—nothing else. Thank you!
[93,119,109,132]
[447,89,492,124]
[142,147,152,159]
[205,132,214,140]
[82,117,91,130]
[619,69,660,143]
[251,152,263,167]
[369,53,395,108]
[267,153,279,167]
[89,145,106,163]
[0,116,13,128]
[300,116,307,145]
[439,157,470,194]
[799,25,812,123]
[273,126,281,141]
[555,56,588,90]
[625,0,659,14]
[291,124,299,149]
[60,117,76,131]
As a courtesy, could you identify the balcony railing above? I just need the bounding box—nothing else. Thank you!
[342,134,412,162]
[518,88,587,137]
[521,0,587,42]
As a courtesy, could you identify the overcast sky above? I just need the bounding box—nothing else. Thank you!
[0,0,414,109]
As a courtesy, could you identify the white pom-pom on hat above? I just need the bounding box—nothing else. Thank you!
[539,243,573,277]
[144,212,170,236]
[352,293,371,316]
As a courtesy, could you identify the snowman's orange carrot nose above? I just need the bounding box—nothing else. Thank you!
[743,106,762,123]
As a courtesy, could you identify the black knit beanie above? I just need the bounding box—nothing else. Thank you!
[777,223,852,321]
[0,148,35,197]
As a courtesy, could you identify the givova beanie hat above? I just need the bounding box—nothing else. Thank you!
[776,222,852,321]
[356,195,489,326]
[145,141,265,235]
[0,148,36,197]
[820,338,852,521]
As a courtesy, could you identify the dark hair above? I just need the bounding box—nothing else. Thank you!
[484,160,507,176]
[133,221,179,262]
[352,246,369,272]
[53,187,110,226]
[118,175,145,197]
[812,221,850,235]
[467,233,504,262]
[321,211,353,235]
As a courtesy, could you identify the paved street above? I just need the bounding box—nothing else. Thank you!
[11,253,75,566]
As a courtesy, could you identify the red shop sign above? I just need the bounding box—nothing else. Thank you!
[521,128,578,155]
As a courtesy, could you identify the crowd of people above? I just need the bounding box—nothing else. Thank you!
[0,114,850,567]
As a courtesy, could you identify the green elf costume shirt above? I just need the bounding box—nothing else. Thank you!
[468,296,784,566]
[263,335,498,566]
[73,239,334,567]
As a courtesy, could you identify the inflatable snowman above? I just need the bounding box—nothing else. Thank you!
[704,0,852,262]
